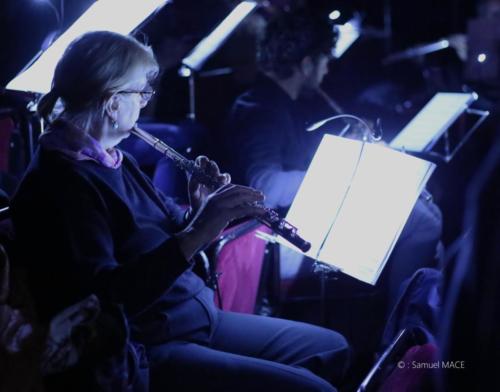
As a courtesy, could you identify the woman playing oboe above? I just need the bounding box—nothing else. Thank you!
[12,31,348,391]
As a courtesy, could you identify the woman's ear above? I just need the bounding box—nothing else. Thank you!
[104,95,120,121]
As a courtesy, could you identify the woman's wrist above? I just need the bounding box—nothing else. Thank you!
[175,227,201,261]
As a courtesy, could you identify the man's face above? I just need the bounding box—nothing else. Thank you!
[302,53,330,91]
[313,53,331,86]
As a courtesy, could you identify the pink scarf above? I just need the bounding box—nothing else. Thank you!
[39,120,123,169]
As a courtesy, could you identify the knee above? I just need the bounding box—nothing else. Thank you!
[314,329,351,382]
[330,331,351,371]
[328,330,349,353]
[313,327,350,358]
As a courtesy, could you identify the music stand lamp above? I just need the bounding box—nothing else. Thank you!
[178,1,258,121]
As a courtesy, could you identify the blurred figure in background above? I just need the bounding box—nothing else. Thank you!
[224,7,335,209]
[224,6,444,366]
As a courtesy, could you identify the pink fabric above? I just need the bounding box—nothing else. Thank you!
[379,343,438,392]
[214,225,271,313]
[39,120,123,169]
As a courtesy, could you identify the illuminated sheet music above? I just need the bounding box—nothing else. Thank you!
[390,93,476,152]
[280,135,435,285]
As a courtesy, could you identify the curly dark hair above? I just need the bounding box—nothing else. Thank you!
[258,8,337,79]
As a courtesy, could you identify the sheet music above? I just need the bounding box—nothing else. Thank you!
[281,135,435,285]
[390,93,476,152]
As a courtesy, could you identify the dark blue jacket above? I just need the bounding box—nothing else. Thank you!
[12,148,216,345]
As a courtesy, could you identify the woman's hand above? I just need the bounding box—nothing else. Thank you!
[0,245,33,354]
[177,184,265,260]
[187,156,231,215]
[41,294,100,375]
[0,306,33,354]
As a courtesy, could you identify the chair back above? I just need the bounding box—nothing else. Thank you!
[211,221,272,314]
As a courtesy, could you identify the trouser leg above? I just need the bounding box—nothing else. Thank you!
[148,340,337,392]
[210,311,350,386]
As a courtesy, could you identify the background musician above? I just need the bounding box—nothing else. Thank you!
[223,6,444,364]
[224,7,334,209]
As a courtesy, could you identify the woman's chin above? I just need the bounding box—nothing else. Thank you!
[120,127,134,139]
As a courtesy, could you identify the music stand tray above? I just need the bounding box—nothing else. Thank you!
[389,92,489,162]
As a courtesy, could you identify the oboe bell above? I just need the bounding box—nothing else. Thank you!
[131,125,311,253]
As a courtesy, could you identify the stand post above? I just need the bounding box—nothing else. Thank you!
[313,261,339,327]
[188,74,196,121]
[444,108,489,162]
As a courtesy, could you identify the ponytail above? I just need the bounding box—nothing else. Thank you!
[37,89,59,123]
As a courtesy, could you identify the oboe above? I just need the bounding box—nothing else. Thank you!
[131,125,311,252]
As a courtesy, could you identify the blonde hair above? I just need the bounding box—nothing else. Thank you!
[38,31,159,132]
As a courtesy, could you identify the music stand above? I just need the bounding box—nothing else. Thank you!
[178,1,259,120]
[389,92,489,163]
[6,0,170,94]
[257,135,435,323]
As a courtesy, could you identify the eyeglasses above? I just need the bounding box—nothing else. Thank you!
[117,89,156,101]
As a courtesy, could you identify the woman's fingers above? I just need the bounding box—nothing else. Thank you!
[50,295,100,335]
[229,203,267,221]
[211,185,264,208]
[177,184,267,259]
[220,172,231,185]
[194,155,210,167]
[1,308,32,353]
[194,156,230,188]
[195,156,220,176]
[4,321,33,353]
[42,340,75,374]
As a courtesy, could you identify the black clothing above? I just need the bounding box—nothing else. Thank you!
[225,75,323,208]
[12,148,214,343]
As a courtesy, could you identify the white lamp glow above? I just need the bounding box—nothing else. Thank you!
[181,1,258,72]
[7,0,169,94]
[329,10,341,20]
[332,17,360,58]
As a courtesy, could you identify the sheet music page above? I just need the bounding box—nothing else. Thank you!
[284,135,435,285]
[285,136,362,259]
[390,93,475,152]
[316,142,435,284]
